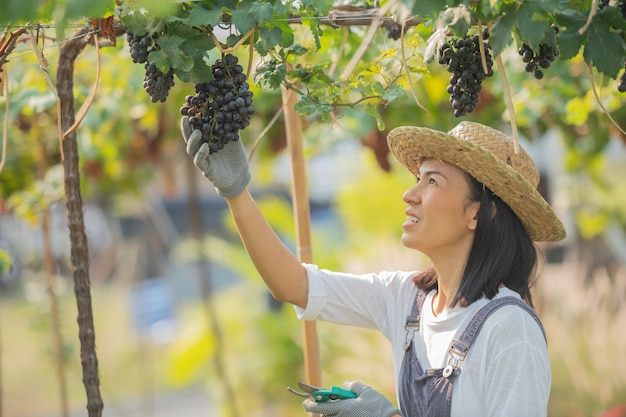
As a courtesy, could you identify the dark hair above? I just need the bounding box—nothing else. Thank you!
[413,173,539,307]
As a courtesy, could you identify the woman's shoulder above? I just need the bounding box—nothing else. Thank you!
[475,289,546,347]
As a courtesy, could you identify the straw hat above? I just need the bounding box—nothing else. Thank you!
[387,121,566,242]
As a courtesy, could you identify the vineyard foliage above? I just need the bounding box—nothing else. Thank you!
[1,0,626,219]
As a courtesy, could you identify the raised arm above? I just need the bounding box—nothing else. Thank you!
[181,117,308,308]
[225,190,308,307]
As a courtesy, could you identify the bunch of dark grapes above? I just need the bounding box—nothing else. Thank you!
[518,26,559,80]
[127,31,175,103]
[127,32,156,64]
[180,53,255,154]
[386,24,402,40]
[439,31,494,117]
[143,62,175,103]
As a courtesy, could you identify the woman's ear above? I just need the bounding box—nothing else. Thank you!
[467,201,480,231]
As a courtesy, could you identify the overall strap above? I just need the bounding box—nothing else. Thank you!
[447,296,547,367]
[403,289,427,351]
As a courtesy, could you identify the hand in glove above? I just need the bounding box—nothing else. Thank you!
[181,116,251,198]
[302,381,402,417]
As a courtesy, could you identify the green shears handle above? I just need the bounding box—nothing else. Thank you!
[310,386,358,402]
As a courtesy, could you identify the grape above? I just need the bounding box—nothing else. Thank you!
[127,32,156,64]
[386,24,402,41]
[518,26,559,80]
[438,30,494,117]
[127,30,176,102]
[180,53,255,154]
[143,62,175,103]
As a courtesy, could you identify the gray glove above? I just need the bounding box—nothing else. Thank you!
[181,116,251,197]
[302,381,402,417]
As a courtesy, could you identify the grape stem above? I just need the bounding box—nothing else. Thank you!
[477,21,489,75]
[494,42,520,153]
[587,62,626,135]
[208,27,256,54]
[578,0,599,36]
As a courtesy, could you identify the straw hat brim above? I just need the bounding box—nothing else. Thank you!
[387,126,566,242]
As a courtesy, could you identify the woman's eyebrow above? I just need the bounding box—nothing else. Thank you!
[417,169,446,179]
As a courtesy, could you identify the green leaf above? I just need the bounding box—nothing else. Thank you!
[256,25,287,55]
[156,35,195,71]
[364,103,385,131]
[443,5,471,37]
[232,6,257,34]
[490,11,516,57]
[187,4,222,27]
[583,22,626,78]
[148,50,171,73]
[555,9,586,59]
[516,2,551,51]
[382,84,408,103]
[294,95,332,120]
[249,1,274,24]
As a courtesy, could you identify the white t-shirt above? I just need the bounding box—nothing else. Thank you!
[295,264,550,417]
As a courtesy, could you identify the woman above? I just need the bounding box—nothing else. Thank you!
[181,119,566,417]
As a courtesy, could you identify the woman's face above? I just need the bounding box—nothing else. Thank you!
[401,159,480,259]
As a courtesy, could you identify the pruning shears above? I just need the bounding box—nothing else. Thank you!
[288,381,358,402]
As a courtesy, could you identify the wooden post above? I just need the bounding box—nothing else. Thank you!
[280,86,321,387]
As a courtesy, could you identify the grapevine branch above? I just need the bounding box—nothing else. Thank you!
[587,62,626,135]
[400,17,428,114]
[63,32,101,139]
[0,69,8,174]
[57,25,104,417]
[339,1,395,81]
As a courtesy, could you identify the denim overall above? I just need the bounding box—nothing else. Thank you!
[398,290,546,417]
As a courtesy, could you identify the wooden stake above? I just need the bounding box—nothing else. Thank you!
[280,86,322,388]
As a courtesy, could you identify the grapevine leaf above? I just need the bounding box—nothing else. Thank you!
[156,35,194,71]
[555,9,586,60]
[411,0,451,21]
[249,1,274,24]
[596,6,626,32]
[300,0,334,16]
[133,0,180,18]
[183,63,214,85]
[256,25,288,55]
[187,4,222,27]
[255,61,287,90]
[232,6,257,35]
[441,5,471,37]
[516,2,551,52]
[122,11,166,35]
[583,23,626,78]
[364,103,385,131]
[490,11,516,57]
[382,84,408,103]
[294,95,332,120]
[148,50,171,73]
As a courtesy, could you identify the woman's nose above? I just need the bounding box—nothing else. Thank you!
[402,183,421,203]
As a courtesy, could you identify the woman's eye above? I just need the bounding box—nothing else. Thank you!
[429,178,437,185]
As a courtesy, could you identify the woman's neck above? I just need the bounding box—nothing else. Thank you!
[430,257,467,316]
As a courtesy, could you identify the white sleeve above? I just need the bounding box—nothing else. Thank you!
[294,263,418,336]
